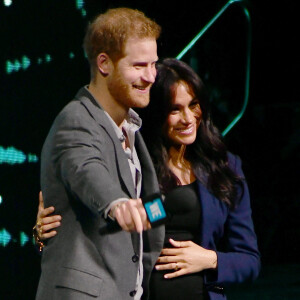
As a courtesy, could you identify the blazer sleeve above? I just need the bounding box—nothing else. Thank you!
[42,104,129,215]
[206,154,261,287]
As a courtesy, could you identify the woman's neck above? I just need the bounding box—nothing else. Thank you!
[168,145,196,185]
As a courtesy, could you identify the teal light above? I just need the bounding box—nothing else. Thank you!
[69,52,75,59]
[0,146,38,164]
[0,146,26,164]
[76,0,84,9]
[0,195,2,205]
[176,0,251,136]
[20,232,29,247]
[75,0,86,17]
[0,228,11,247]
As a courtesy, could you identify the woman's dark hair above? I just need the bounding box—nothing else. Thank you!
[142,58,243,208]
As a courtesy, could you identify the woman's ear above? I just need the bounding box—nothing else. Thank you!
[96,53,113,76]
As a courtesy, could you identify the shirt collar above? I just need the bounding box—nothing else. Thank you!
[104,109,142,143]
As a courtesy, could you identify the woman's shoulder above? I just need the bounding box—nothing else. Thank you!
[227,151,242,172]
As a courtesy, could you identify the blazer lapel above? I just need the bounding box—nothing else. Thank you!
[76,87,136,198]
[197,181,229,248]
[135,132,160,196]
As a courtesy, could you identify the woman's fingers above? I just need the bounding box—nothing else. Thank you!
[41,215,61,225]
[41,231,57,239]
[41,221,61,233]
[38,191,44,210]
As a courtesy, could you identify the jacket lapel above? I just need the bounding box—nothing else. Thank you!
[135,132,160,196]
[75,87,136,198]
[197,181,229,249]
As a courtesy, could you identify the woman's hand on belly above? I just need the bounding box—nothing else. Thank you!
[155,238,217,279]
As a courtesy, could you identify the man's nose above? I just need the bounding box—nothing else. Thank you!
[142,66,156,83]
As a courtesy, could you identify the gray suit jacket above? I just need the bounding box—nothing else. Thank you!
[36,87,164,300]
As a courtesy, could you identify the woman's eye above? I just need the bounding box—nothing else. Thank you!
[170,108,179,114]
[190,101,199,108]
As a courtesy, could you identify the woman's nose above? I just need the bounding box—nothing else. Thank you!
[181,109,193,124]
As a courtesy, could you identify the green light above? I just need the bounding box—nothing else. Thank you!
[69,52,75,59]
[22,55,31,70]
[81,8,86,17]
[0,195,2,205]
[176,0,251,136]
[76,0,84,9]
[20,232,29,246]
[6,59,22,73]
[45,54,52,62]
[6,56,31,74]
[14,59,21,71]
[27,153,39,163]
[0,229,11,247]
[6,60,13,73]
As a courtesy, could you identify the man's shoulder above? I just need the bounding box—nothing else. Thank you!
[54,87,102,126]
[55,99,86,124]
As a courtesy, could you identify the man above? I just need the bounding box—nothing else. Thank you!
[36,8,164,300]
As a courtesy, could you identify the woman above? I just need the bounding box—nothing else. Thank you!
[35,58,260,299]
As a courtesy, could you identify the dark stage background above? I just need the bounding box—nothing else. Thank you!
[0,0,299,299]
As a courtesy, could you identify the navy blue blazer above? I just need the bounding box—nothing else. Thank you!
[197,153,260,299]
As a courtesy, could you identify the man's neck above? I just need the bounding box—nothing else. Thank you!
[88,80,128,128]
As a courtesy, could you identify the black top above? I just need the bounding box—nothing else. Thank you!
[149,181,207,300]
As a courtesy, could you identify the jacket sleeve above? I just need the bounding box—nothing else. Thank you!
[42,104,129,216]
[206,154,261,287]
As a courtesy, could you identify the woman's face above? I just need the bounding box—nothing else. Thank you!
[165,82,202,147]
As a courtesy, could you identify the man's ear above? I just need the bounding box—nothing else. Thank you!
[96,53,113,76]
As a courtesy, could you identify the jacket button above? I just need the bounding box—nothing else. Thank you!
[129,290,136,297]
[132,254,139,263]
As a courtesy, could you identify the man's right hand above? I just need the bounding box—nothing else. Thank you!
[111,199,151,233]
